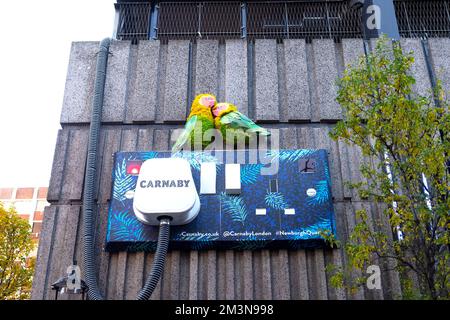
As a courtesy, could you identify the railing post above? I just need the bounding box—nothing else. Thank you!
[241,2,247,39]
[351,0,400,40]
[149,1,159,40]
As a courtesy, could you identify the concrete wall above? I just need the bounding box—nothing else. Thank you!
[32,37,445,300]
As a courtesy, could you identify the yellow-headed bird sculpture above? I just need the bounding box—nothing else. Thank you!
[212,102,270,146]
[172,93,216,152]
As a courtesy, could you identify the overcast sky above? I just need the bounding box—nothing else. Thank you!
[0,0,115,187]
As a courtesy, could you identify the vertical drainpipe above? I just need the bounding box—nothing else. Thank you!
[241,2,247,39]
[149,1,159,40]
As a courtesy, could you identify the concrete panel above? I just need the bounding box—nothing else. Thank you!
[102,41,131,123]
[163,41,191,122]
[97,129,122,203]
[31,206,57,300]
[127,41,160,123]
[206,250,217,299]
[44,206,80,300]
[284,39,311,121]
[306,249,328,300]
[195,40,219,96]
[47,130,69,202]
[312,40,341,121]
[60,42,98,124]
[255,39,280,121]
[342,38,365,68]
[429,38,450,94]
[272,250,291,299]
[313,127,344,201]
[288,250,309,299]
[225,40,248,115]
[60,128,89,201]
[188,251,199,299]
[253,250,272,300]
[401,38,432,97]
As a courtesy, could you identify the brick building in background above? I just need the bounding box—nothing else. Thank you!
[0,187,49,254]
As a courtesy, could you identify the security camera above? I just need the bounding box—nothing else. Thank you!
[349,0,364,9]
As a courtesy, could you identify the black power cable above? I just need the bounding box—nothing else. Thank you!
[136,218,171,300]
[82,38,170,301]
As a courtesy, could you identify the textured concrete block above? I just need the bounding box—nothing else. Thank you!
[120,128,139,151]
[195,40,219,96]
[428,38,450,94]
[272,250,291,299]
[253,250,272,299]
[137,127,154,150]
[31,206,57,300]
[47,130,69,202]
[102,41,131,123]
[280,128,298,149]
[241,251,254,299]
[164,40,191,122]
[127,41,160,123]
[98,129,121,203]
[284,39,311,121]
[225,40,248,115]
[401,38,432,97]
[60,42,98,124]
[342,38,365,69]
[314,127,344,201]
[338,141,366,200]
[288,250,309,300]
[44,205,80,300]
[206,250,217,299]
[255,39,280,121]
[60,128,89,201]
[188,251,199,300]
[306,249,328,300]
[312,40,341,121]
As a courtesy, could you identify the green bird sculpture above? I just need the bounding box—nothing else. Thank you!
[171,93,216,152]
[212,102,270,146]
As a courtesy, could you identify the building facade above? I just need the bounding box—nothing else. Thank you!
[0,187,49,255]
[31,0,450,300]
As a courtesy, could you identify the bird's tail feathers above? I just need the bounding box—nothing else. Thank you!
[247,127,271,136]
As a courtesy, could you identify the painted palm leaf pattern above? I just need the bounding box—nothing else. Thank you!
[113,158,135,202]
[111,211,144,241]
[288,218,332,248]
[127,242,157,252]
[220,192,248,224]
[307,180,330,206]
[171,151,220,171]
[240,164,263,185]
[141,151,158,160]
[265,191,289,210]
[267,149,317,163]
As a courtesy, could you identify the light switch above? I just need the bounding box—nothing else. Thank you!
[200,162,216,194]
[225,163,241,194]
[256,208,267,216]
[284,208,295,215]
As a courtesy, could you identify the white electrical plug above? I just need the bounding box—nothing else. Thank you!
[133,158,200,226]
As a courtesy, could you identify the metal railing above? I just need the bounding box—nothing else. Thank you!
[395,0,450,38]
[115,2,152,43]
[157,2,242,39]
[246,1,361,40]
[114,1,450,42]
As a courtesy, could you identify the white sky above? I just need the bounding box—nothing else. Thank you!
[0,0,115,187]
